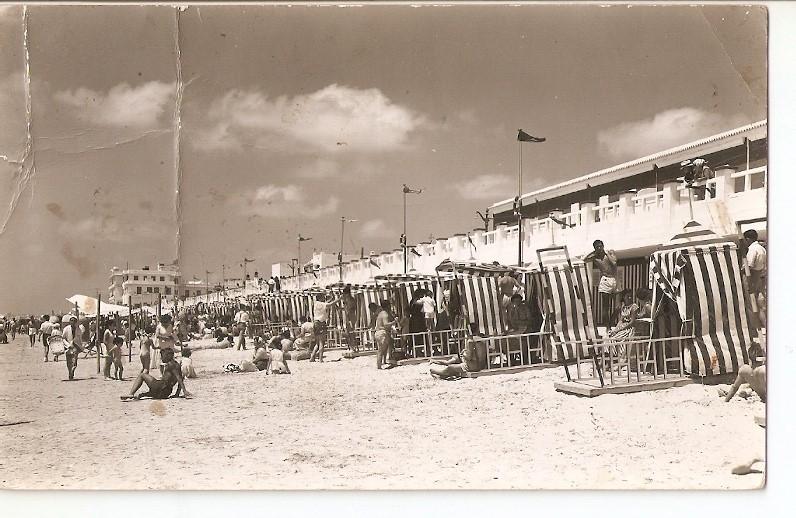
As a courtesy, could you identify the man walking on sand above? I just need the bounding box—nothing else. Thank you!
[584,239,618,328]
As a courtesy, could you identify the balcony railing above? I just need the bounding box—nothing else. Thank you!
[273,165,767,292]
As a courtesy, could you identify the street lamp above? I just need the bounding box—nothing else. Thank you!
[338,217,358,283]
[401,184,423,274]
[298,235,311,290]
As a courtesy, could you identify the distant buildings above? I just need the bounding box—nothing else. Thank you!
[108,263,214,307]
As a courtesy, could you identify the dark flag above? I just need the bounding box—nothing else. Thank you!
[369,258,381,269]
[298,235,311,242]
[517,129,546,143]
[410,248,422,257]
[402,184,423,194]
[467,233,477,251]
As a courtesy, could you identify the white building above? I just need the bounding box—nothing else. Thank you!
[108,263,215,307]
[280,120,767,292]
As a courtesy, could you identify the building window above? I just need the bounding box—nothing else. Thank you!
[154,287,160,293]
[133,275,139,280]
[165,287,171,295]
[147,287,152,293]
[160,276,165,281]
[136,287,142,294]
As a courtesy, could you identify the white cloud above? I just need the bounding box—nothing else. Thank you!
[360,218,394,238]
[54,81,173,128]
[245,183,339,219]
[62,215,160,243]
[195,84,426,153]
[597,108,749,160]
[453,174,516,201]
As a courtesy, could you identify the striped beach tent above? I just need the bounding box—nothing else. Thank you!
[459,276,505,336]
[649,240,755,376]
[357,285,389,328]
[435,259,515,277]
[529,262,597,361]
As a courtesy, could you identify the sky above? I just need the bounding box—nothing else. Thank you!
[0,4,766,315]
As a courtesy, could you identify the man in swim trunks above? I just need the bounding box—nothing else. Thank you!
[374,299,398,370]
[121,348,191,400]
[720,343,766,403]
[498,271,524,321]
[309,292,341,362]
[429,329,487,380]
[584,239,618,327]
[341,285,359,352]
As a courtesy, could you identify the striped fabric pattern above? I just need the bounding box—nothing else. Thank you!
[357,286,389,328]
[531,263,596,361]
[460,276,505,336]
[435,259,514,277]
[650,243,754,376]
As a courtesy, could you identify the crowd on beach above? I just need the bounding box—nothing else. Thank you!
[0,229,768,405]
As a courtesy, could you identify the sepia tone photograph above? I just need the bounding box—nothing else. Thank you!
[0,2,769,492]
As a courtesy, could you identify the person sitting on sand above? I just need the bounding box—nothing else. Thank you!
[121,348,191,400]
[374,299,398,370]
[720,343,766,403]
[180,347,197,379]
[293,316,314,351]
[429,330,486,380]
[268,341,291,374]
[252,341,270,372]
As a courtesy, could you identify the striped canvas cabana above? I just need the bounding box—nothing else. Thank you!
[435,260,512,336]
[527,262,597,361]
[458,275,506,336]
[649,240,755,376]
[357,286,390,328]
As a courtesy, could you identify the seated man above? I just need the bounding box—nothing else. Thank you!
[121,348,191,400]
[720,343,766,403]
[429,331,487,380]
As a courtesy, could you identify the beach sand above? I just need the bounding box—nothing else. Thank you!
[0,336,765,490]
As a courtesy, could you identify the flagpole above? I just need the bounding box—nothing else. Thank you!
[403,188,407,274]
[517,137,523,267]
[339,216,345,283]
[297,237,302,291]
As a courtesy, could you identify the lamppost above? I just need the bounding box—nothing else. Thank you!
[205,270,212,304]
[298,235,311,290]
[242,257,254,295]
[401,184,422,274]
[338,217,358,283]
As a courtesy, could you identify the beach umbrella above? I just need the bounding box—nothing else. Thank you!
[66,294,130,317]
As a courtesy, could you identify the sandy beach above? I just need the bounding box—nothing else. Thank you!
[0,335,764,490]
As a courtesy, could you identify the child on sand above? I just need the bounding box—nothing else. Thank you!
[268,341,291,374]
[180,348,197,379]
[112,336,124,380]
[140,327,154,374]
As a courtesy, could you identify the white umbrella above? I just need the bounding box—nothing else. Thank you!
[65,295,130,317]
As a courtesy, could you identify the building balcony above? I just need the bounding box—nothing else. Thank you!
[278,165,765,291]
